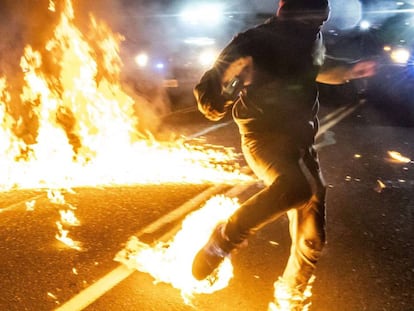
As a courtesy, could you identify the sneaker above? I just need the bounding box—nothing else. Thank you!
[192,223,238,280]
[267,278,313,311]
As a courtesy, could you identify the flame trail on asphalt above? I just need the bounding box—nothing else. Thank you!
[115,195,240,303]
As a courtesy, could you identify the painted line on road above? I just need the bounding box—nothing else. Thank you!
[158,182,259,242]
[319,105,349,124]
[55,101,361,311]
[0,194,45,213]
[185,120,233,139]
[55,264,135,311]
[316,101,364,139]
[137,184,230,235]
[54,183,247,311]
[186,102,362,141]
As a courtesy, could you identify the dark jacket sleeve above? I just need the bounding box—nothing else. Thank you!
[193,33,250,121]
[193,68,230,121]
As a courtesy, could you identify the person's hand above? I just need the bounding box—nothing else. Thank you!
[346,60,377,80]
[222,56,253,85]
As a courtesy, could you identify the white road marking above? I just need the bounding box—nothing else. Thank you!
[55,183,253,311]
[316,102,363,139]
[186,120,233,139]
[55,265,134,311]
[0,194,44,213]
[55,101,362,311]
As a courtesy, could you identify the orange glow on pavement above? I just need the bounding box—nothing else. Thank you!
[387,151,411,164]
[115,195,240,303]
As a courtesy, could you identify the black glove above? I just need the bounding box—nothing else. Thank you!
[222,76,244,101]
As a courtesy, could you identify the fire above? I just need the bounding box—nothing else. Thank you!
[115,195,240,303]
[268,276,314,311]
[387,151,412,164]
[375,179,386,193]
[1,0,253,302]
[0,0,252,191]
[47,188,83,250]
[59,209,80,226]
[56,220,83,251]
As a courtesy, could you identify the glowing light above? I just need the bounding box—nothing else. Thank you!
[25,200,36,211]
[48,0,56,12]
[56,221,83,251]
[134,53,149,67]
[59,209,80,226]
[390,48,410,64]
[375,179,386,193]
[49,189,82,250]
[360,20,371,30]
[180,4,223,26]
[115,195,240,303]
[155,62,164,69]
[47,292,58,300]
[183,37,216,46]
[268,276,314,311]
[199,50,219,67]
[47,189,66,204]
[387,151,411,163]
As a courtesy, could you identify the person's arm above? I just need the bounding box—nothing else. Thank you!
[194,33,250,121]
[316,59,377,85]
[193,68,232,121]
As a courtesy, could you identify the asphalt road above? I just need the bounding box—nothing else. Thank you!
[0,98,413,311]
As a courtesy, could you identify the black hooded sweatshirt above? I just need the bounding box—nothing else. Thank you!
[194,15,327,145]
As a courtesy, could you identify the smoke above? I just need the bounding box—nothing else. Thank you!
[75,0,174,134]
[0,0,58,83]
[325,0,362,29]
[0,1,60,148]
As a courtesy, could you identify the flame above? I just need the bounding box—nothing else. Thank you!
[47,188,66,204]
[48,0,56,12]
[387,151,411,164]
[25,200,36,211]
[47,188,82,250]
[115,195,240,303]
[375,179,386,193]
[55,220,83,251]
[59,209,80,226]
[0,0,252,191]
[268,276,314,311]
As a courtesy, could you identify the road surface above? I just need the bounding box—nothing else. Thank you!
[0,98,413,311]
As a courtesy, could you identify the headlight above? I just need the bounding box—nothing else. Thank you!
[134,53,149,68]
[390,48,410,64]
[180,3,223,26]
[155,62,165,70]
[359,20,371,30]
[198,50,219,67]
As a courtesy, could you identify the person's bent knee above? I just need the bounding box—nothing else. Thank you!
[270,174,312,207]
[300,234,326,264]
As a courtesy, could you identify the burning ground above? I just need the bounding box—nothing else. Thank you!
[0,0,253,305]
[0,0,252,190]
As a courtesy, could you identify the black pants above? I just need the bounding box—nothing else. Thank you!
[225,131,327,291]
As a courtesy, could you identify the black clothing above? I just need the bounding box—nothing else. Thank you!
[194,17,325,145]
